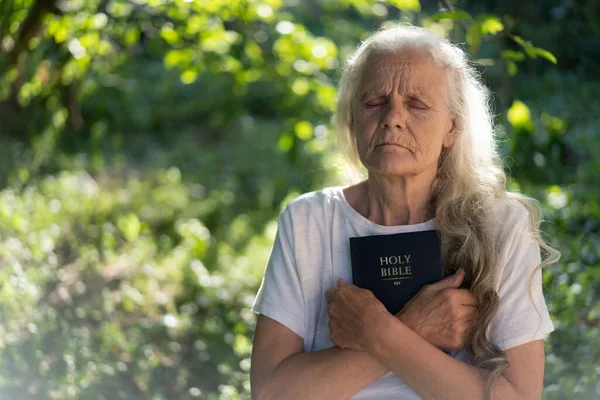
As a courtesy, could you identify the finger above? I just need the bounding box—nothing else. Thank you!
[457,289,478,306]
[461,301,478,314]
[467,317,478,332]
[453,307,477,324]
[440,288,477,307]
[327,302,335,317]
[337,278,351,288]
[463,315,479,333]
[463,308,478,321]
[324,288,338,303]
[429,268,464,291]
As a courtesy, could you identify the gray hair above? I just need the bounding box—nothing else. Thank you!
[336,24,497,182]
[334,23,560,399]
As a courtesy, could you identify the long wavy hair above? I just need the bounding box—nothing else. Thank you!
[334,24,560,398]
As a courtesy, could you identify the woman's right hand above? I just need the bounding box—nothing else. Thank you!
[395,269,478,351]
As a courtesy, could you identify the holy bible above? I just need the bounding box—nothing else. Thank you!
[349,230,445,315]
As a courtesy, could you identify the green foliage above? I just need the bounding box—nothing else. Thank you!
[504,73,600,398]
[0,123,331,399]
[511,35,558,64]
[0,0,598,399]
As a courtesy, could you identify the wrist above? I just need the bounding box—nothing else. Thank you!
[398,311,419,334]
[398,312,433,345]
[365,312,401,358]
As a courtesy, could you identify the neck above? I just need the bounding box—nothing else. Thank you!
[359,170,436,226]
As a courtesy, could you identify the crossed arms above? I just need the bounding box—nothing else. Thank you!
[250,271,545,400]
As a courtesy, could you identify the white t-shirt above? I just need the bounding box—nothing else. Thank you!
[252,186,554,399]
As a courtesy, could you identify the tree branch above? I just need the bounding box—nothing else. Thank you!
[3,0,60,70]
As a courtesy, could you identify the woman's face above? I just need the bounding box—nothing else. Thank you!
[352,49,456,178]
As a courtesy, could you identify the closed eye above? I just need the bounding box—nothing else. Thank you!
[407,98,428,110]
[363,97,429,109]
[364,97,386,108]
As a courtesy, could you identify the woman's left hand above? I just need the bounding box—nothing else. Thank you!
[325,278,391,352]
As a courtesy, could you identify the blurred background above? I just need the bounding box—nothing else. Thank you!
[0,0,598,399]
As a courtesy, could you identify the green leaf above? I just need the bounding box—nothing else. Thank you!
[163,49,193,69]
[501,50,526,62]
[123,28,140,47]
[277,133,294,152]
[507,100,534,132]
[233,334,252,356]
[180,68,198,84]
[291,78,310,96]
[431,10,472,22]
[107,1,133,18]
[541,113,567,134]
[478,15,504,35]
[316,84,336,111]
[186,15,208,34]
[244,41,262,61]
[54,24,69,44]
[294,121,312,141]
[160,26,179,45]
[466,22,482,53]
[511,35,537,58]
[535,48,557,64]
[511,36,557,64]
[90,13,108,29]
[506,60,517,76]
[388,0,421,12]
[117,214,141,242]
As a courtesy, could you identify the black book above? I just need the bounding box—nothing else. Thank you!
[350,230,445,315]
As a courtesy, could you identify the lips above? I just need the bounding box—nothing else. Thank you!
[374,142,415,155]
[376,143,407,149]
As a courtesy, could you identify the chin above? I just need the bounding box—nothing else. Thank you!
[369,158,441,179]
[369,162,418,177]
[366,153,419,176]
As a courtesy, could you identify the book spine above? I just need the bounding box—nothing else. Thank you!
[349,238,357,285]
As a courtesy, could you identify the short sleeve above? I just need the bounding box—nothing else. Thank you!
[489,207,554,351]
[252,205,306,339]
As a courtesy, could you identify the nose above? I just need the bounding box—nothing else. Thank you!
[379,98,407,131]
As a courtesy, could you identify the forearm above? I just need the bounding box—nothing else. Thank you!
[258,346,389,400]
[371,317,523,400]
[256,313,424,400]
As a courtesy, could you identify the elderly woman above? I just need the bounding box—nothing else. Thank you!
[250,25,559,400]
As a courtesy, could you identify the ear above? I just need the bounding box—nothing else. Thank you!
[442,117,457,148]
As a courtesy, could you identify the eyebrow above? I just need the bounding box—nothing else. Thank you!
[358,87,432,102]
[358,89,378,102]
[408,89,432,103]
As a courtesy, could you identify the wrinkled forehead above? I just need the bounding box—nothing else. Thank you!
[358,49,447,98]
